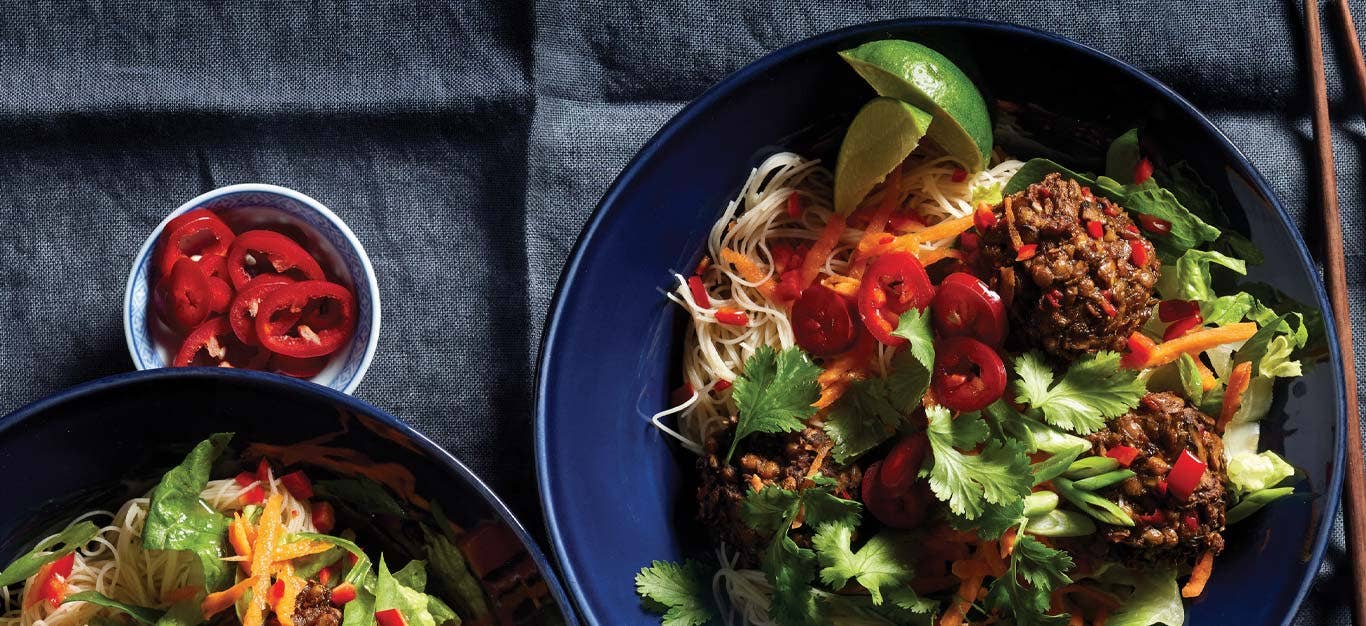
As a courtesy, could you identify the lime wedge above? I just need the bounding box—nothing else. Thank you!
[839,39,993,171]
[834,97,933,216]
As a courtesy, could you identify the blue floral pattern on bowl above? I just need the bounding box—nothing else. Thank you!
[123,184,380,394]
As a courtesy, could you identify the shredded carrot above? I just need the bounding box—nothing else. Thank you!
[1095,609,1110,626]
[914,213,976,244]
[978,541,1006,578]
[856,232,919,258]
[270,539,334,563]
[163,585,200,604]
[1218,361,1254,431]
[1193,358,1218,391]
[939,569,985,626]
[273,566,304,626]
[919,246,962,267]
[1182,550,1216,598]
[800,214,847,288]
[244,443,423,509]
[851,168,903,279]
[749,475,764,492]
[228,513,254,567]
[1067,610,1084,626]
[1141,323,1257,368]
[815,336,875,408]
[244,494,285,626]
[202,576,260,620]
[804,444,830,480]
[719,247,777,299]
[1000,528,1019,558]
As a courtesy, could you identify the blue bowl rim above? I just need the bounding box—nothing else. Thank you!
[533,16,1348,626]
[120,183,383,395]
[0,367,580,626]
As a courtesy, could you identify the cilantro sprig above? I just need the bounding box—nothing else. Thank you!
[728,345,822,462]
[635,559,718,626]
[985,534,1074,626]
[1012,351,1144,435]
[813,527,915,605]
[923,406,1032,520]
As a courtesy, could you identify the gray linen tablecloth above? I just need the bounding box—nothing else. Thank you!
[0,1,1361,623]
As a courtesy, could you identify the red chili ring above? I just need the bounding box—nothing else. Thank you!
[254,281,357,358]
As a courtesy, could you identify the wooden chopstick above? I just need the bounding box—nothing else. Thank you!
[1307,1,1366,622]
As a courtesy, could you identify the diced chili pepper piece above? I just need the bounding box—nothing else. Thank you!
[1158,300,1201,322]
[329,583,357,606]
[240,484,266,505]
[1130,240,1150,266]
[1167,450,1207,501]
[1087,220,1105,239]
[255,281,357,358]
[959,231,979,252]
[234,471,257,487]
[714,308,749,327]
[225,230,325,290]
[154,257,213,331]
[786,193,802,218]
[1134,157,1154,184]
[1163,314,1204,341]
[267,579,286,605]
[279,470,313,500]
[950,168,968,183]
[25,552,76,609]
[1121,332,1158,369]
[311,501,336,534]
[375,608,407,626]
[973,203,998,231]
[173,317,269,368]
[1015,243,1038,261]
[1105,445,1142,467]
[687,275,711,308]
[1099,290,1118,317]
[1183,514,1201,532]
[156,213,236,278]
[257,458,273,483]
[713,379,732,392]
[670,383,694,406]
[1137,214,1172,235]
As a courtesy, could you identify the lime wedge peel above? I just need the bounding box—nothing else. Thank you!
[833,97,933,216]
[839,39,993,172]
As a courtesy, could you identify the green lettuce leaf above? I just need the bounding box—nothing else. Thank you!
[1227,450,1296,495]
[1104,129,1141,183]
[420,523,488,621]
[1104,569,1185,626]
[63,591,165,625]
[141,432,234,592]
[1156,249,1247,302]
[315,478,408,518]
[375,557,437,626]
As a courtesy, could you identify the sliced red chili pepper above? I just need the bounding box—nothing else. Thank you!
[773,269,805,302]
[1086,220,1105,239]
[1121,223,1142,240]
[1037,186,1052,199]
[932,336,1007,412]
[196,253,229,280]
[278,470,313,500]
[257,458,273,483]
[234,471,256,487]
[25,552,76,609]
[156,213,235,278]
[255,281,357,358]
[1129,240,1150,266]
[268,579,286,605]
[154,257,212,331]
[317,566,334,587]
[1137,214,1172,235]
[1134,157,1154,184]
[861,461,930,530]
[312,502,336,534]
[375,608,407,626]
[1105,445,1142,467]
[1081,187,1095,200]
[240,484,267,505]
[229,276,295,346]
[950,168,968,183]
[225,230,325,290]
[1121,332,1158,369]
[786,193,802,219]
[1155,480,1169,497]
[1015,243,1038,261]
[163,209,224,238]
[958,231,980,252]
[687,275,711,308]
[713,379,732,392]
[205,277,233,315]
[714,308,749,326]
[271,353,329,378]
[671,383,694,405]
[1183,514,1201,533]
[857,252,934,346]
[878,234,894,245]
[1167,450,1207,501]
[1099,290,1118,317]
[1163,314,1204,341]
[1158,300,1201,322]
[330,582,357,606]
[973,203,998,231]
[877,434,930,495]
[174,317,269,368]
[931,272,1007,347]
[792,285,859,356]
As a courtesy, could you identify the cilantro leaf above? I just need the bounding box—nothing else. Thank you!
[949,497,1026,540]
[890,308,935,393]
[728,346,822,462]
[824,311,934,464]
[923,407,1032,519]
[1013,351,1144,435]
[741,486,801,535]
[985,535,1074,626]
[813,527,915,605]
[801,487,863,530]
[764,533,825,626]
[635,560,718,626]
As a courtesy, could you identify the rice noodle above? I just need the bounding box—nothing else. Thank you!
[0,473,316,626]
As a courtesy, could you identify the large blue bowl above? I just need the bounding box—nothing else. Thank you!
[0,368,578,625]
[536,18,1346,626]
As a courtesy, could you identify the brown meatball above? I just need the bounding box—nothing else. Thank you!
[697,420,862,567]
[972,172,1161,359]
[1085,392,1229,567]
[292,580,343,626]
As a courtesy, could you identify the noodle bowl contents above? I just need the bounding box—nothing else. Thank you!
[0,433,537,626]
[637,39,1317,626]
